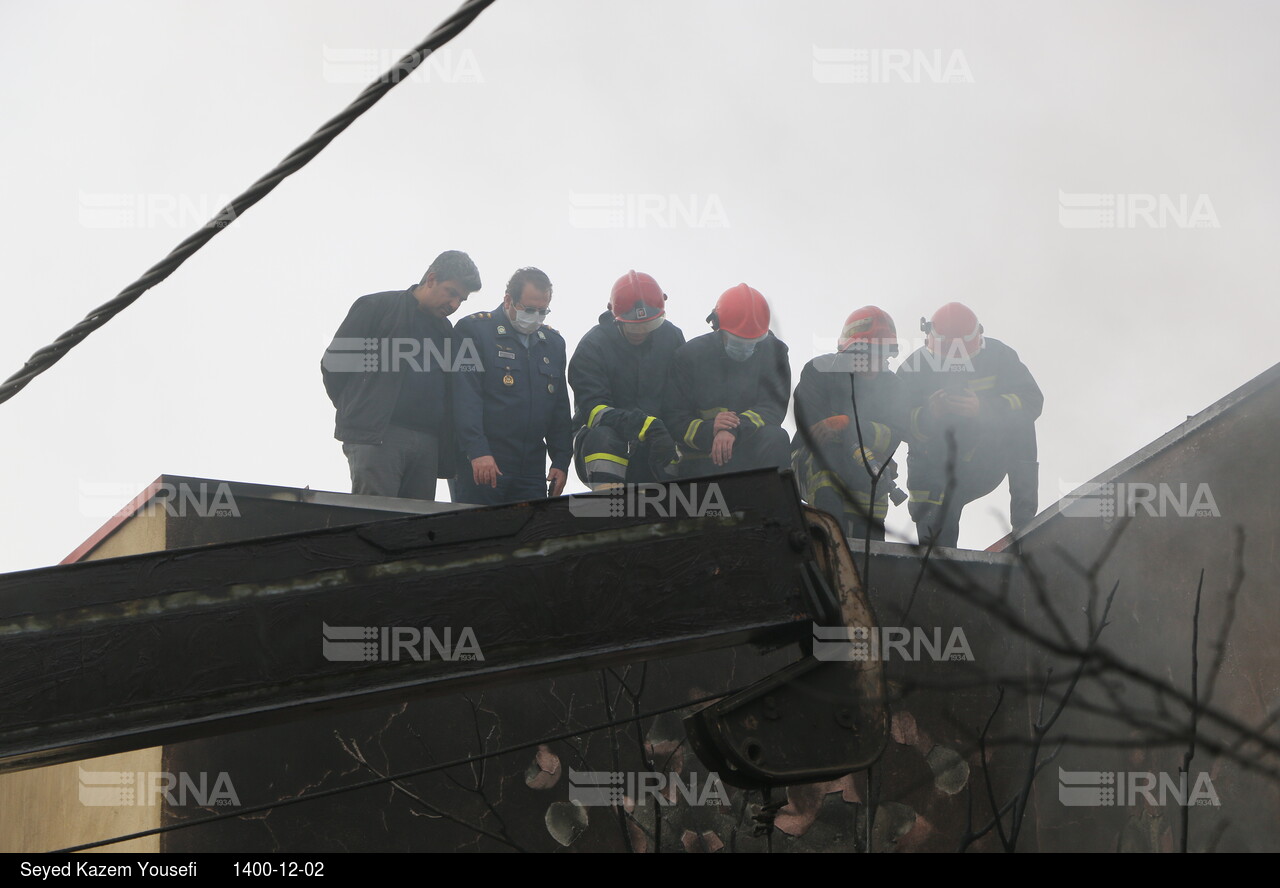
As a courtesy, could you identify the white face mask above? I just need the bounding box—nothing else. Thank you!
[512,309,544,334]
[723,331,764,362]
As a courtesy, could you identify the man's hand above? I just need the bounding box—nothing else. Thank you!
[944,388,980,418]
[926,389,950,422]
[471,455,501,488]
[547,467,567,498]
[711,429,735,466]
[713,411,740,433]
[810,414,850,446]
[644,424,679,476]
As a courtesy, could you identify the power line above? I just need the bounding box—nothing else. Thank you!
[54,687,744,853]
[0,0,497,407]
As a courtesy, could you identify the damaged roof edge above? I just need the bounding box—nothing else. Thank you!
[62,474,473,564]
[989,359,1280,552]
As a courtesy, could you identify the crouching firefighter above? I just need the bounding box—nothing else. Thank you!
[665,284,792,477]
[792,306,908,542]
[568,271,684,489]
[897,302,1043,547]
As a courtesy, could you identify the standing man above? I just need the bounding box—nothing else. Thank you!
[792,306,907,542]
[665,283,791,477]
[321,250,481,500]
[452,267,573,505]
[897,302,1043,547]
[568,270,683,489]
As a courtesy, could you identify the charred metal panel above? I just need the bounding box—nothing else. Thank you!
[687,511,887,788]
[155,542,1021,854]
[0,470,821,773]
[1008,366,1280,852]
[840,543,1028,852]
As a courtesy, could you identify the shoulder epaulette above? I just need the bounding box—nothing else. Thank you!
[463,311,492,321]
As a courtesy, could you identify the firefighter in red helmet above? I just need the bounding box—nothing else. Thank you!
[792,306,908,542]
[568,271,684,488]
[664,284,792,476]
[897,302,1042,547]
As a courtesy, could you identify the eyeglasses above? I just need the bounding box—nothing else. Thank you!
[514,304,552,317]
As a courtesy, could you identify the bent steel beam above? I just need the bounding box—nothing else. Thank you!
[686,508,888,787]
[0,469,837,773]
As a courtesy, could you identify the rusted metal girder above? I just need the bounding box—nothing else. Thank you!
[0,469,878,775]
[687,508,887,787]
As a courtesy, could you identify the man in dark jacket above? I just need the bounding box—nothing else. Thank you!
[897,302,1043,547]
[321,250,481,500]
[792,306,907,542]
[568,270,684,489]
[451,267,573,506]
[665,284,791,478]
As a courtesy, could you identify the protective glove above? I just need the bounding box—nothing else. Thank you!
[643,422,679,476]
[809,414,850,446]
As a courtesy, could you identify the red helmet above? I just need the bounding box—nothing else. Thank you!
[838,306,898,354]
[708,283,770,339]
[609,270,666,324]
[925,302,983,357]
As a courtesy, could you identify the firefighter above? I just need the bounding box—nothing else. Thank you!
[665,284,791,477]
[792,306,907,542]
[451,267,573,505]
[567,271,684,489]
[897,302,1042,547]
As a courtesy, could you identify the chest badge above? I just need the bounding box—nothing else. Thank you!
[498,350,516,360]
[496,325,507,335]
[547,383,555,393]
[503,374,515,387]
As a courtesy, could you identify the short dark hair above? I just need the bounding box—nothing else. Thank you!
[505,267,552,301]
[423,250,481,292]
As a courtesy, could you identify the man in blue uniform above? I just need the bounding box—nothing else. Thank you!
[568,270,683,489]
[452,267,573,505]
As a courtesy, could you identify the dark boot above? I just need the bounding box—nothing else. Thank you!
[1008,459,1040,531]
[913,501,960,548]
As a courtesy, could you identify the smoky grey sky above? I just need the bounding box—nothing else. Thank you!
[1,0,1276,573]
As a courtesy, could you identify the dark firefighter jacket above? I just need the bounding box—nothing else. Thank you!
[895,337,1043,458]
[568,311,687,437]
[664,331,791,452]
[791,356,907,468]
